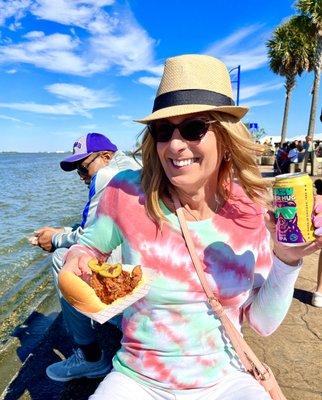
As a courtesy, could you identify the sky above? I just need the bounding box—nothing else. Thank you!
[0,0,321,152]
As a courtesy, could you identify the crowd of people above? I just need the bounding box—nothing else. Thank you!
[29,54,322,399]
[273,136,322,175]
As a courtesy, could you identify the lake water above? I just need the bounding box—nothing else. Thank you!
[0,153,87,349]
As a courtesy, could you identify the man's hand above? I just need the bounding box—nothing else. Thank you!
[34,226,65,252]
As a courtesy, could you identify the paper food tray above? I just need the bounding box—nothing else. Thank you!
[73,264,155,324]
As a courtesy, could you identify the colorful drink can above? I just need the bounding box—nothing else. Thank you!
[273,172,314,245]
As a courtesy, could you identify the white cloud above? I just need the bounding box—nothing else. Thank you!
[0,113,21,122]
[23,30,45,39]
[0,114,33,126]
[238,82,283,100]
[138,76,160,88]
[205,25,268,71]
[0,0,31,26]
[0,32,104,75]
[0,113,33,125]
[0,83,118,117]
[0,101,86,115]
[145,64,164,76]
[243,99,272,107]
[116,115,132,120]
[207,25,262,54]
[89,11,156,75]
[31,0,115,32]
[5,68,17,74]
[0,2,158,76]
[9,21,22,30]
[79,124,98,130]
[46,83,118,108]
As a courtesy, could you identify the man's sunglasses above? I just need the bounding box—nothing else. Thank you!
[147,118,217,143]
[77,154,100,176]
[274,207,297,220]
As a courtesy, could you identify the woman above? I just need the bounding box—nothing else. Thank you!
[61,55,322,399]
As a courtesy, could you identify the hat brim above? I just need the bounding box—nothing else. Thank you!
[135,104,249,124]
[60,152,93,172]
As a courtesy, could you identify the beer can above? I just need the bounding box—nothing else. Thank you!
[273,172,314,245]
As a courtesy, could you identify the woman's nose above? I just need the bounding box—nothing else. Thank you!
[168,128,188,151]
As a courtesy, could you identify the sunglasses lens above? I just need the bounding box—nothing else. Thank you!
[77,165,88,176]
[149,122,174,142]
[149,119,210,142]
[181,119,208,140]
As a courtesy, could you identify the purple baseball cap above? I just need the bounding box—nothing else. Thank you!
[60,133,118,171]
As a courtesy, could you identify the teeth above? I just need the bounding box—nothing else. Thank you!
[172,158,196,167]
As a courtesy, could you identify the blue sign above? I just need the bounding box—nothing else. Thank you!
[249,123,258,130]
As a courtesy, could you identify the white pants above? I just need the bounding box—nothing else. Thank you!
[89,370,271,400]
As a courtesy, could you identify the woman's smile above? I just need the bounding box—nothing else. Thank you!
[170,157,200,168]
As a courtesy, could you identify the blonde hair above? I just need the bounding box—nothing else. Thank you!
[137,112,272,224]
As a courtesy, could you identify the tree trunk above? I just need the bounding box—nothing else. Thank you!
[280,86,292,145]
[307,33,322,140]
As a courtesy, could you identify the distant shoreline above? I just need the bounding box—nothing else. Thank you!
[0,150,136,155]
[0,151,71,154]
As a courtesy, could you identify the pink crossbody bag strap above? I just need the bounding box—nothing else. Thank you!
[172,194,270,379]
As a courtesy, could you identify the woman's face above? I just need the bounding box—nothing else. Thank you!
[156,113,223,193]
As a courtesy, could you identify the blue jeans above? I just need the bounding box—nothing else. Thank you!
[52,248,122,345]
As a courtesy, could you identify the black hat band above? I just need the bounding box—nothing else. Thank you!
[152,89,235,112]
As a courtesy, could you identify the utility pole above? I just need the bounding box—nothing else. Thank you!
[229,65,241,105]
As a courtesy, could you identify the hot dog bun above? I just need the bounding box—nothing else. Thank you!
[58,270,107,313]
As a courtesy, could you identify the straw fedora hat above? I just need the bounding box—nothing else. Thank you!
[136,54,248,123]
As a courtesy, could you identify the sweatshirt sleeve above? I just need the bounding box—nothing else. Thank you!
[79,213,124,256]
[52,226,84,249]
[243,219,302,336]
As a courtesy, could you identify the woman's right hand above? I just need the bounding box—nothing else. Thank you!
[62,246,94,283]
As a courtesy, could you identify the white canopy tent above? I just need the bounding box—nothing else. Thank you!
[259,135,282,144]
[260,133,322,144]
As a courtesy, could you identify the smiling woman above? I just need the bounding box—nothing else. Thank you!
[58,54,322,400]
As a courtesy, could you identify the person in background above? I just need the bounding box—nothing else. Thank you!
[297,140,304,152]
[31,132,140,381]
[60,54,322,399]
[303,135,314,175]
[287,142,299,165]
[274,142,289,175]
[315,141,322,158]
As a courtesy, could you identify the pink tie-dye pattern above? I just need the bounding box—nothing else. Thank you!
[78,171,296,390]
[99,181,209,296]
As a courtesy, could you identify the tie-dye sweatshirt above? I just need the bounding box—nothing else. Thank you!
[78,169,301,390]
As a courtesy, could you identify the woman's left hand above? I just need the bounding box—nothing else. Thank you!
[265,195,322,266]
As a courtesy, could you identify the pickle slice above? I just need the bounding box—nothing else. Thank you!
[98,263,122,278]
[88,258,102,272]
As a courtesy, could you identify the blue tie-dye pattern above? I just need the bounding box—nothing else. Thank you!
[81,173,97,228]
[204,242,255,298]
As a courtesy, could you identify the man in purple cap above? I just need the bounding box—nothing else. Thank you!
[31,132,140,382]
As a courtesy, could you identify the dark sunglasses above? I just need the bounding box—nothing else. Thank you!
[77,154,100,176]
[148,118,217,143]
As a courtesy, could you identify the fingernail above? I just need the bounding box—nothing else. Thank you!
[313,215,322,226]
[315,204,322,213]
[315,227,322,236]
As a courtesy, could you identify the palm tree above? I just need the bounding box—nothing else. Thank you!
[296,0,322,140]
[267,16,313,144]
